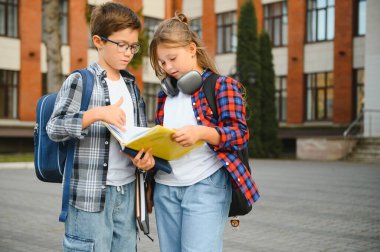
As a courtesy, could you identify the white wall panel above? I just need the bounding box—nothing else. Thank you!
[183,0,202,18]
[215,0,236,14]
[0,38,20,70]
[353,37,365,69]
[272,47,288,76]
[143,0,165,19]
[304,42,334,73]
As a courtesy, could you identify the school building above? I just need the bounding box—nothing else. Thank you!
[0,0,379,160]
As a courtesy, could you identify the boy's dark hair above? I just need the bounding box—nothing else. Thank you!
[90,2,141,38]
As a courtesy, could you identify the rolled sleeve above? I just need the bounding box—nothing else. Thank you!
[46,73,89,142]
[212,76,249,151]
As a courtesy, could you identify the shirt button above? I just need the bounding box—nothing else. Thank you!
[103,163,108,167]
[105,98,109,102]
[237,178,241,182]
[225,162,229,166]
[192,102,196,106]
[105,141,109,145]
[197,116,200,120]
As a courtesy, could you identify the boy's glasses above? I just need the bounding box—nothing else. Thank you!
[99,36,140,54]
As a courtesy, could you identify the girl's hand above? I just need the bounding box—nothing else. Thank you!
[171,125,201,147]
[123,148,155,172]
[99,97,126,131]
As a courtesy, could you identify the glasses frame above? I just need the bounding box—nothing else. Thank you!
[99,36,140,54]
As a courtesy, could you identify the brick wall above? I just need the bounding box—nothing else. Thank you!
[19,0,42,121]
[69,0,88,72]
[333,0,354,123]
[287,0,306,124]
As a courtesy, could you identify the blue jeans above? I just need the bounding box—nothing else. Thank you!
[154,168,232,252]
[63,181,136,252]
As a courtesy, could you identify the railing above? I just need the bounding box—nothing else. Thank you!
[343,109,380,159]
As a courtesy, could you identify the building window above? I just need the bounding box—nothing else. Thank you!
[190,17,202,39]
[143,82,161,125]
[275,76,287,122]
[217,12,237,54]
[306,72,334,121]
[144,17,161,45]
[264,1,288,47]
[354,69,365,118]
[307,0,335,42]
[0,0,18,38]
[60,0,68,45]
[0,69,18,119]
[355,0,366,36]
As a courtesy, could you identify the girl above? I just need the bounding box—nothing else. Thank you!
[149,13,260,252]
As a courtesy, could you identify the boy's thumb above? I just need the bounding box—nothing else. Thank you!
[115,97,123,106]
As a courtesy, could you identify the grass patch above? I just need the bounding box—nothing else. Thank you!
[0,153,34,162]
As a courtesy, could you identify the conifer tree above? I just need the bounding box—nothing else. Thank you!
[259,32,281,157]
[236,0,263,157]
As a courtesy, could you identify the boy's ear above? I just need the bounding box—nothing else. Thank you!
[92,35,103,49]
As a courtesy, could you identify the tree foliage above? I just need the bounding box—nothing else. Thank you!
[236,0,263,158]
[259,32,281,157]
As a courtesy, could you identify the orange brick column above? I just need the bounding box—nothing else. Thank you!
[287,0,306,124]
[19,0,42,121]
[202,0,216,57]
[165,0,182,18]
[119,0,144,91]
[333,0,354,123]
[69,0,88,71]
[253,0,263,33]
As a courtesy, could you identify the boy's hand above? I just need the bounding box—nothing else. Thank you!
[123,148,155,171]
[100,97,126,131]
[172,125,201,147]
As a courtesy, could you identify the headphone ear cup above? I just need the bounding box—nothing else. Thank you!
[161,77,179,97]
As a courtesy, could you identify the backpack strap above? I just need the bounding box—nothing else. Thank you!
[59,69,94,222]
[203,73,220,120]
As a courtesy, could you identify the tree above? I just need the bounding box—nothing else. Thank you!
[259,32,281,157]
[236,0,263,158]
[42,0,63,93]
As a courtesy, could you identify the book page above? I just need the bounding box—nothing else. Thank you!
[104,123,150,144]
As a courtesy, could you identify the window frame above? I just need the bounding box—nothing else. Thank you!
[305,72,334,121]
[354,68,365,118]
[216,11,237,54]
[263,1,288,47]
[0,0,19,38]
[275,76,287,122]
[0,69,19,119]
[306,0,335,43]
[190,17,202,39]
[142,82,161,125]
[355,0,366,37]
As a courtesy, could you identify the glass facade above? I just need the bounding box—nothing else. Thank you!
[264,1,288,47]
[307,0,335,42]
[306,72,334,121]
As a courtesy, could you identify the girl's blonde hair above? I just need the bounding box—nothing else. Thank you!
[150,13,219,79]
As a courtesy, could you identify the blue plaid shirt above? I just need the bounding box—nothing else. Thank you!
[47,63,147,212]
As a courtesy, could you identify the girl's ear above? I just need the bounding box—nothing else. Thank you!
[189,42,197,57]
[92,35,103,50]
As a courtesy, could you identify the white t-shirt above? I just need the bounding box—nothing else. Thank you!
[155,91,221,186]
[105,75,135,186]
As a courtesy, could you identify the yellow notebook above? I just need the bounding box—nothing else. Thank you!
[102,122,204,160]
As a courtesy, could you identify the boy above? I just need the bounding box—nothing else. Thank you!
[46,2,154,251]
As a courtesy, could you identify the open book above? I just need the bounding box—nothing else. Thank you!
[103,122,204,161]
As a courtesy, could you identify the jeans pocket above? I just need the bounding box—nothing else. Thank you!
[207,168,228,189]
[63,234,95,252]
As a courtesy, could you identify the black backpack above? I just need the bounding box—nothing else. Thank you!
[203,73,252,217]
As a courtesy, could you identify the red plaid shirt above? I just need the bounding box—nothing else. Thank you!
[155,70,260,205]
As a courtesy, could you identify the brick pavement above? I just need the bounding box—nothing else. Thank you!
[0,160,379,252]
